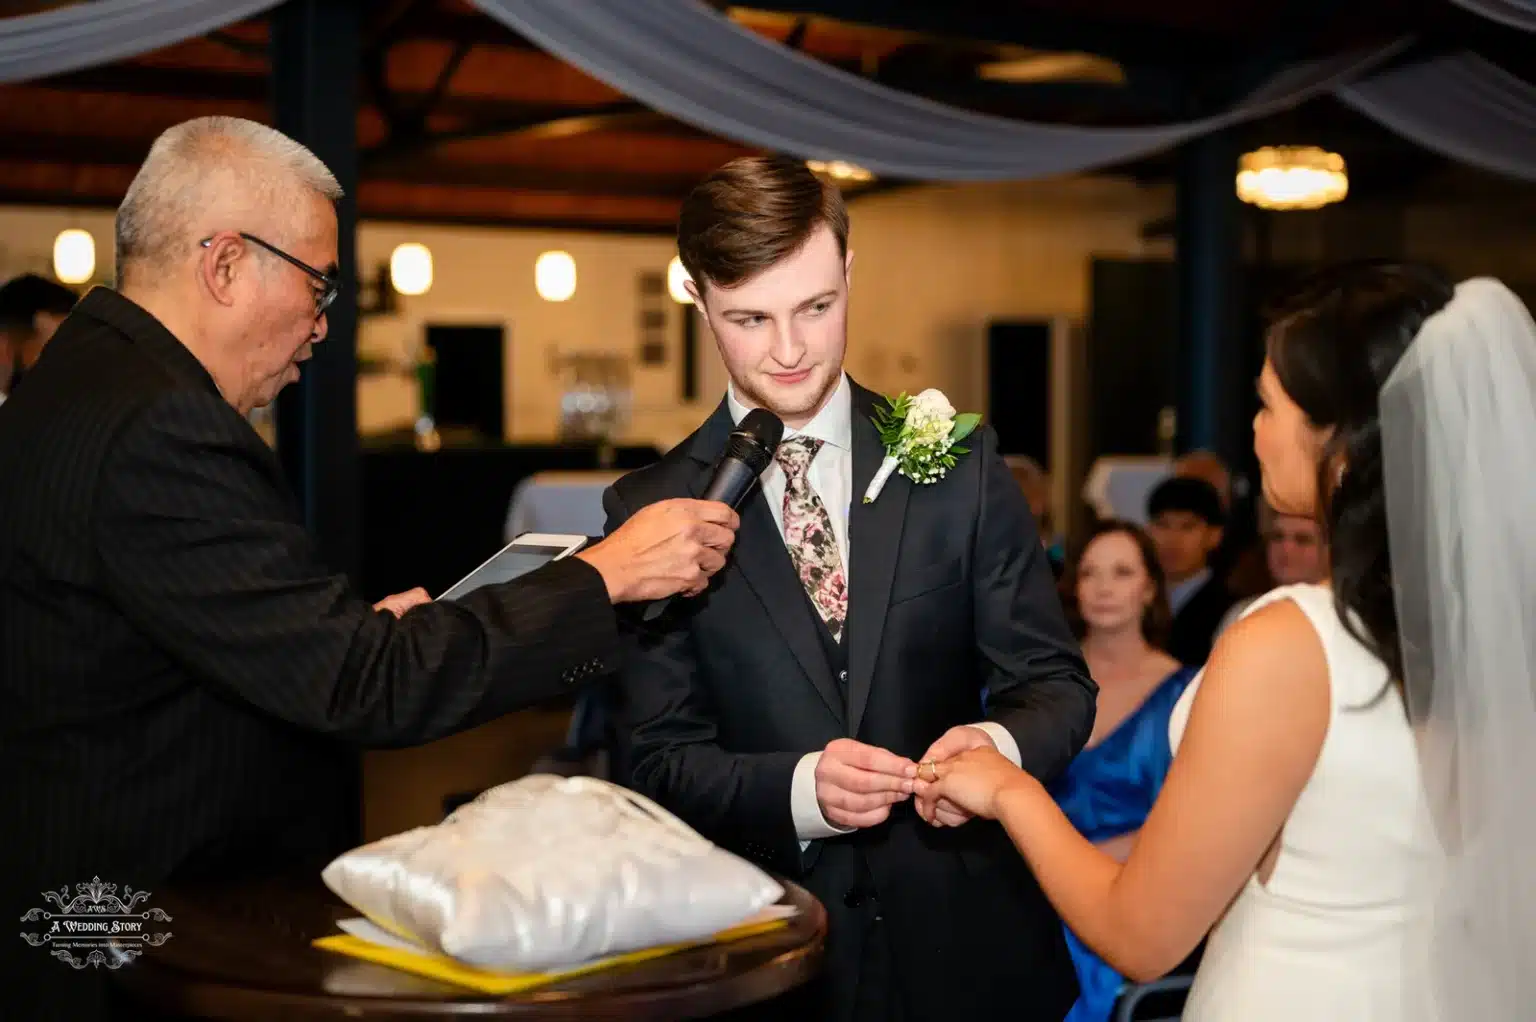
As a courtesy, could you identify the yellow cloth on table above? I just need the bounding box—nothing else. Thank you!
[313,909,793,996]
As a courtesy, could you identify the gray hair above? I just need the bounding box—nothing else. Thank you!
[116,116,342,283]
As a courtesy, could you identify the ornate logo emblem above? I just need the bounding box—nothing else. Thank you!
[18,877,173,969]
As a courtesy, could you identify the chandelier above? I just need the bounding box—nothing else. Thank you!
[1235,146,1348,211]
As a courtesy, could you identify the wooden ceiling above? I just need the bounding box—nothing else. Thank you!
[0,0,1505,233]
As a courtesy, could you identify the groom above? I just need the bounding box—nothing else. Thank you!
[605,155,1095,1021]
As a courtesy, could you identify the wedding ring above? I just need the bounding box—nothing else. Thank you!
[920,760,938,782]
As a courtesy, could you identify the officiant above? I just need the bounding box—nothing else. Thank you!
[0,116,738,1022]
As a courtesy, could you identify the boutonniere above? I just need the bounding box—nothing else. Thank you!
[863,388,980,503]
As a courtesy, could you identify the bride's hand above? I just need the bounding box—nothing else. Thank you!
[914,746,1034,822]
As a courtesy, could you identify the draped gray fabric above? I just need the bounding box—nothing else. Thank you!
[470,0,1405,182]
[1450,0,1536,31]
[1339,54,1536,182]
[1,0,1532,190]
[0,0,281,84]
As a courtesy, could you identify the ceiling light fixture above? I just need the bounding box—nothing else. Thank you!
[1236,146,1348,211]
[806,159,874,183]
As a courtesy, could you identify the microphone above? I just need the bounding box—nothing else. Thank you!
[641,408,784,622]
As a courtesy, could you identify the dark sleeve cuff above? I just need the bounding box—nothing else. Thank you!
[530,555,623,686]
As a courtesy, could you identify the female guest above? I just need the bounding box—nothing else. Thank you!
[1052,521,1195,1021]
[916,262,1536,1019]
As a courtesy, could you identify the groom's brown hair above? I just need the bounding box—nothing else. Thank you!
[676,154,849,296]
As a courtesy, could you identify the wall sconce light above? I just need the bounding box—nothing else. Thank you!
[53,229,95,284]
[535,250,577,302]
[667,255,693,305]
[390,242,432,296]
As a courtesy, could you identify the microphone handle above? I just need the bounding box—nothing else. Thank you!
[640,456,760,622]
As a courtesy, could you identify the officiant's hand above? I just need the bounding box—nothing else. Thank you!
[815,738,918,829]
[579,498,739,602]
[374,587,430,618]
[915,725,997,827]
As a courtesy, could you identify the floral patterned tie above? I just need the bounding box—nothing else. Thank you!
[775,436,848,642]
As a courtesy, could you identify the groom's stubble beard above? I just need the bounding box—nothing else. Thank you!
[753,360,842,427]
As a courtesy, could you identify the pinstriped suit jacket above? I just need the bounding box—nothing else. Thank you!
[0,288,619,1021]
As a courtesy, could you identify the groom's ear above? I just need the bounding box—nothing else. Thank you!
[844,248,855,290]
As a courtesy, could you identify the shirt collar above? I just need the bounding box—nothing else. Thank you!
[1169,567,1213,614]
[727,372,852,453]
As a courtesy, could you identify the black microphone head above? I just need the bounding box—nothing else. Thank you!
[726,408,784,474]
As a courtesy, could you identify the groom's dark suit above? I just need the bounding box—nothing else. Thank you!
[605,380,1095,1021]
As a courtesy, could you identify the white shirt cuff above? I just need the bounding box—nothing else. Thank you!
[792,751,855,844]
[969,722,1022,767]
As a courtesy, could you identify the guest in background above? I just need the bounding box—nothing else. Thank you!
[1052,520,1195,1022]
[1173,447,1269,599]
[1145,476,1233,665]
[1172,450,1230,511]
[1007,453,1064,574]
[1217,504,1327,637]
[0,272,78,392]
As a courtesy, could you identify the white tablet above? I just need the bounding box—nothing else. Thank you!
[437,533,589,601]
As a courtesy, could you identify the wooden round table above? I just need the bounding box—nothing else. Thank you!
[114,874,826,1020]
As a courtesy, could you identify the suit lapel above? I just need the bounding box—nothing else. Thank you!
[688,401,847,726]
[846,383,910,736]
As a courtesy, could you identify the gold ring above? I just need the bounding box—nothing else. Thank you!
[921,760,938,782]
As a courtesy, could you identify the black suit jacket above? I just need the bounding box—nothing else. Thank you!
[1168,575,1235,666]
[0,289,620,1021]
[606,382,1096,1021]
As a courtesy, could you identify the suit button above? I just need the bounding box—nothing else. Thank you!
[839,670,848,682]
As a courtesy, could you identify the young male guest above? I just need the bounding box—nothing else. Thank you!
[1145,476,1233,665]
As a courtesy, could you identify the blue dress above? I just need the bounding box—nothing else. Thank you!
[1048,666,1196,1022]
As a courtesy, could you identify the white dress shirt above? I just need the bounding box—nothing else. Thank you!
[726,374,1021,843]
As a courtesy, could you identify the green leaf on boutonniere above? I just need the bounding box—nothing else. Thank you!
[872,393,912,450]
[950,413,981,443]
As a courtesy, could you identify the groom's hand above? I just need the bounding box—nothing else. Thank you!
[815,739,917,830]
[916,725,997,827]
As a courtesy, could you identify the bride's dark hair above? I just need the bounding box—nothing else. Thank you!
[1264,260,1454,681]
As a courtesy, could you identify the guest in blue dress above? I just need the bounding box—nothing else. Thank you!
[1050,520,1195,1022]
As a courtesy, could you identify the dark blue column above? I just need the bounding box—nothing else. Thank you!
[1174,129,1246,467]
[270,0,361,581]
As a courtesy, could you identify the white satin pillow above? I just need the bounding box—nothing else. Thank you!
[321,774,783,971]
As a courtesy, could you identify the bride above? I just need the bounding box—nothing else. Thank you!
[916,261,1536,1019]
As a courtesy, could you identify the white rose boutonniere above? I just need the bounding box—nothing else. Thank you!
[862,388,981,503]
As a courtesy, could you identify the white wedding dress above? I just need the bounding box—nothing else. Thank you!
[1168,583,1442,1020]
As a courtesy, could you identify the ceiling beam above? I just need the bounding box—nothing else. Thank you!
[23,65,713,139]
[0,133,702,199]
[0,185,678,235]
[731,1,1209,64]
[34,64,268,103]
[362,102,665,166]
[367,160,702,197]
[29,58,1180,132]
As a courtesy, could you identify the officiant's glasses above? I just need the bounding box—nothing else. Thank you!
[200,232,340,317]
